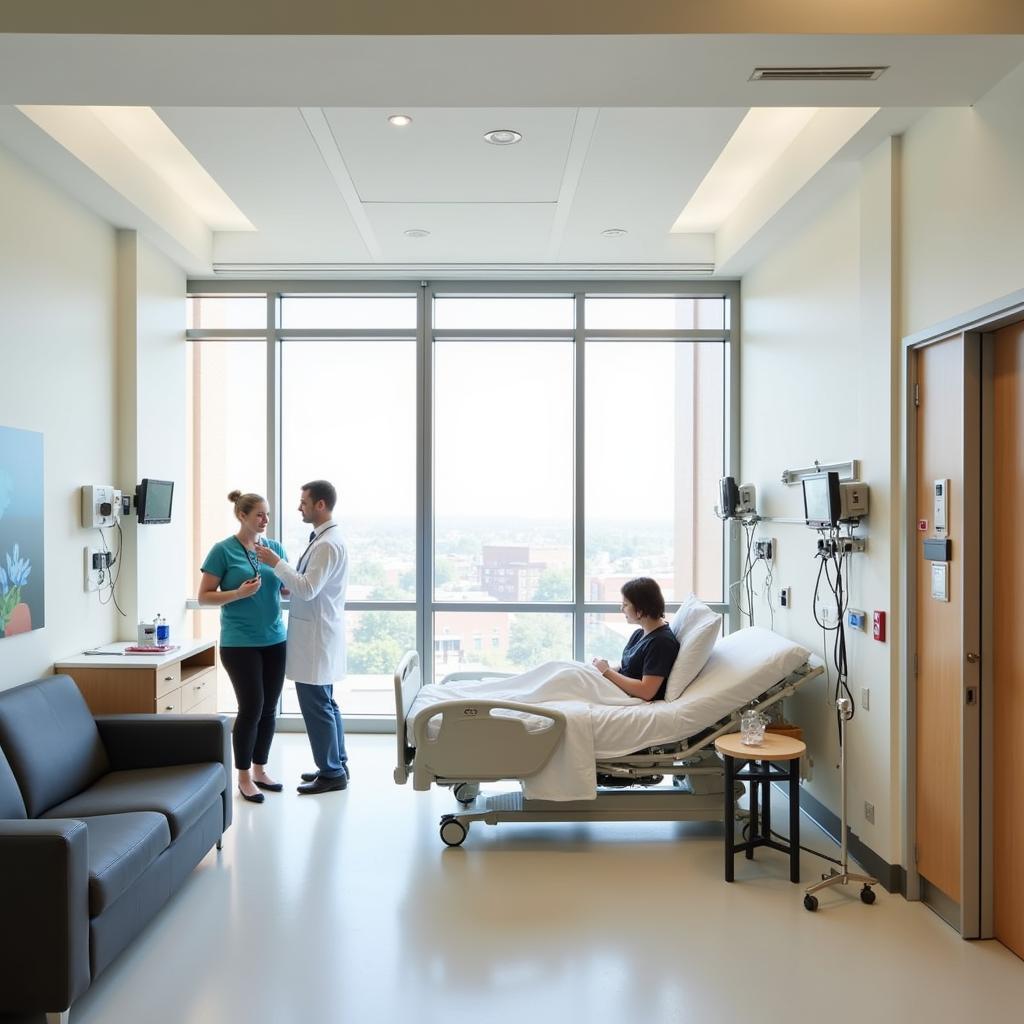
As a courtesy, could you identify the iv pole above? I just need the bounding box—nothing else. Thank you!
[803,696,878,911]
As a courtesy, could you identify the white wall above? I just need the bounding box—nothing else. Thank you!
[740,139,900,864]
[0,145,119,684]
[902,60,1024,336]
[0,148,189,686]
[115,232,188,641]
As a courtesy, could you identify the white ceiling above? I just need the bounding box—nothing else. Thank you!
[0,32,1022,277]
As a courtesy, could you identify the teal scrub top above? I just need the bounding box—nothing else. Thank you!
[200,537,288,648]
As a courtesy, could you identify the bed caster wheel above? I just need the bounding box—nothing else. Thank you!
[453,782,479,805]
[440,817,468,847]
[860,885,876,905]
[803,894,818,912]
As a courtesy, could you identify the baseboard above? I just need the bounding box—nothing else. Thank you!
[788,786,906,894]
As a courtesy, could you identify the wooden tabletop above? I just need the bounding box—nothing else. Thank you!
[715,732,806,761]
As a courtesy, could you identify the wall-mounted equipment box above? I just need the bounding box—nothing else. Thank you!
[923,537,952,562]
[81,485,121,528]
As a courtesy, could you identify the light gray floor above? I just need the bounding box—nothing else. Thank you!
[8,732,1024,1024]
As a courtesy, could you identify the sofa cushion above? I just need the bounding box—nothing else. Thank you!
[0,675,110,817]
[0,745,27,819]
[76,812,171,916]
[42,763,226,840]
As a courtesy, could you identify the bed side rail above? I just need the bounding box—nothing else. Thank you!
[411,700,567,792]
[596,661,825,775]
[393,650,421,784]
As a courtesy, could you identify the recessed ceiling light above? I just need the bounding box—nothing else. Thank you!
[601,228,628,237]
[403,228,430,238]
[388,114,413,127]
[484,129,523,146]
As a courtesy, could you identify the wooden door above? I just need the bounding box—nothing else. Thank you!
[915,336,967,904]
[992,321,1024,960]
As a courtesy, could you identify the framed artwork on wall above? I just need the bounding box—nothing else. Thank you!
[0,425,44,639]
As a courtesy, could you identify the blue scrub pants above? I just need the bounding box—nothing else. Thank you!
[295,682,348,779]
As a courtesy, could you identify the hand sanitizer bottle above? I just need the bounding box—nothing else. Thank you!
[156,614,170,646]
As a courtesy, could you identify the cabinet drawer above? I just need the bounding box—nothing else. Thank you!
[155,662,181,699]
[182,669,214,712]
[186,694,218,715]
[156,688,182,714]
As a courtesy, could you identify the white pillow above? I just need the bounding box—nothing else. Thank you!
[684,627,811,699]
[664,594,722,700]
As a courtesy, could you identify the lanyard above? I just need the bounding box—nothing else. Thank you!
[297,523,336,573]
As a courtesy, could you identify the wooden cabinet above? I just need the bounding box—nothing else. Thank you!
[55,640,219,716]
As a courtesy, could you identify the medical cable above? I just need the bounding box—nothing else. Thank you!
[741,819,843,868]
[811,526,855,744]
[96,523,127,617]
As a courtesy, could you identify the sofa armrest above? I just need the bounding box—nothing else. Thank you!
[0,819,91,1014]
[95,714,231,772]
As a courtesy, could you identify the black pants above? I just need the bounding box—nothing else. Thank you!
[219,642,287,771]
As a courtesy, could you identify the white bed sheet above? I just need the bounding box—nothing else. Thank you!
[407,627,813,800]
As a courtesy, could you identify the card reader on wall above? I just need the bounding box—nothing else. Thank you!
[923,538,952,562]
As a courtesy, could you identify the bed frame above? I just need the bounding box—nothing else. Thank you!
[393,650,823,846]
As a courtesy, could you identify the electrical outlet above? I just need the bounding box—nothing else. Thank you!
[754,538,775,561]
[819,604,838,627]
[84,547,104,592]
[804,755,814,781]
[864,801,875,825]
[861,688,870,711]
[778,586,792,609]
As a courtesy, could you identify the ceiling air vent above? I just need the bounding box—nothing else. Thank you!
[750,66,888,82]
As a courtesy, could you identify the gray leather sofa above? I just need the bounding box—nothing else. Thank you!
[0,674,231,1023]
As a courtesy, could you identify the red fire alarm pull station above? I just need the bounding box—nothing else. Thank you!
[873,611,886,642]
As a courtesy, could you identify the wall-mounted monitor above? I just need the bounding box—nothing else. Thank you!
[802,471,841,529]
[136,479,174,524]
[718,476,739,519]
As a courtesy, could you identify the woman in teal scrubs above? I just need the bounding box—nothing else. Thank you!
[198,490,288,803]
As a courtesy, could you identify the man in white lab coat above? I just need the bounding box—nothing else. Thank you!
[256,479,350,794]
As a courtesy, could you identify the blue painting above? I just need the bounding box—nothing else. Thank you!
[0,426,44,638]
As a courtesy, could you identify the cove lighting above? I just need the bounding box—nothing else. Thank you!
[671,108,818,233]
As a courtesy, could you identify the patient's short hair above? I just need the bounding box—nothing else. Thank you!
[621,577,665,620]
[302,479,337,511]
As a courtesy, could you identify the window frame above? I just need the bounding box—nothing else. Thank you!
[186,279,739,714]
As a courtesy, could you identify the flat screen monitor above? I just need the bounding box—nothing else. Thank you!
[802,471,841,529]
[137,479,174,524]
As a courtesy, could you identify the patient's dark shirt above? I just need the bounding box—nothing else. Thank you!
[619,624,680,701]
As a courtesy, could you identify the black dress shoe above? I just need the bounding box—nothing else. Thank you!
[237,786,265,804]
[254,780,284,792]
[297,774,348,795]
[301,766,350,783]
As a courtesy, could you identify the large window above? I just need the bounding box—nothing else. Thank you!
[187,284,735,720]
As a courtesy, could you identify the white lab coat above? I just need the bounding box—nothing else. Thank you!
[273,522,348,685]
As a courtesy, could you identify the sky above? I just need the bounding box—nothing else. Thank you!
[194,294,726,529]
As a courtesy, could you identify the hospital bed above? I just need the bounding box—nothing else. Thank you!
[393,627,822,846]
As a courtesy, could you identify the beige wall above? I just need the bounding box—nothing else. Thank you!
[0,148,188,687]
[740,57,1024,869]
[0,145,119,684]
[740,139,900,863]
[902,61,1024,337]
